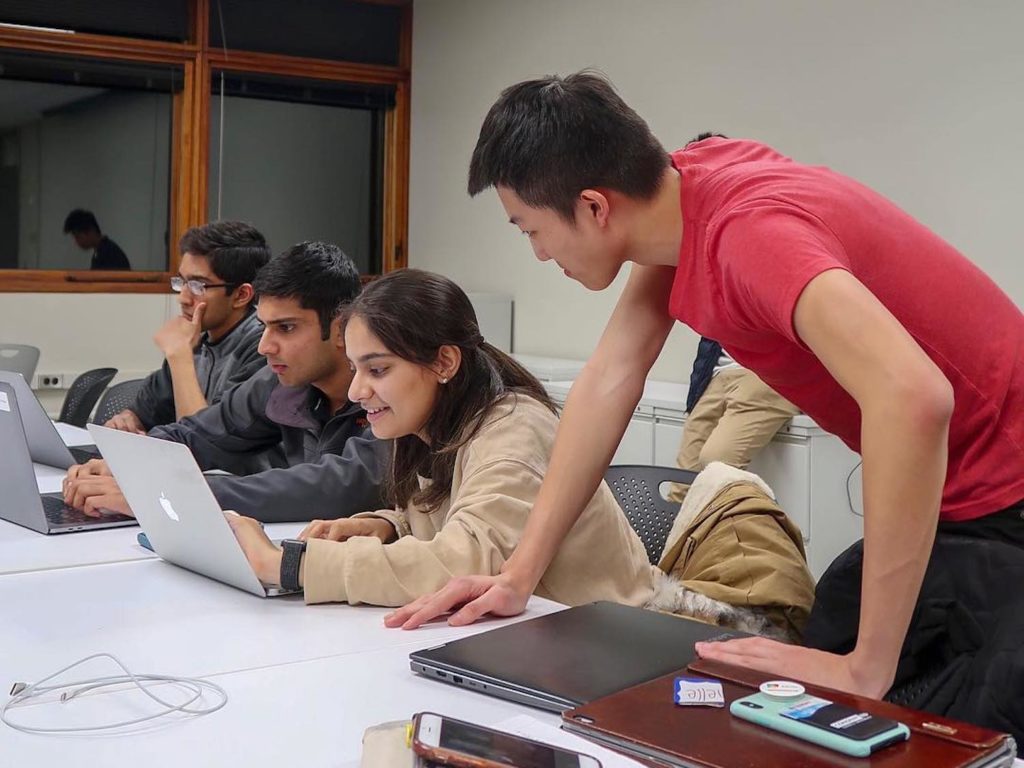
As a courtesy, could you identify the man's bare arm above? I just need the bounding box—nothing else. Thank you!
[698,268,952,696]
[387,263,677,628]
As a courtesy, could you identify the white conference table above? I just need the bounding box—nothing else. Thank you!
[1,436,575,766]
[0,631,568,768]
[3,428,1020,767]
[0,516,305,577]
[0,556,566,766]
[0,557,562,683]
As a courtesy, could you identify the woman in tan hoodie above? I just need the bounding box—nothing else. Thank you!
[227,268,655,609]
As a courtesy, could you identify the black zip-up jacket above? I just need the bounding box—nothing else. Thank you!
[806,531,1024,749]
[149,366,387,523]
[132,311,266,430]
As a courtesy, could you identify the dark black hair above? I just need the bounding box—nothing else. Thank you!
[687,132,728,145]
[178,221,271,290]
[63,209,100,234]
[344,268,556,512]
[253,241,361,340]
[468,70,669,222]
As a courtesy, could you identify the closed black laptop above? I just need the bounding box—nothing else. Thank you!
[409,601,750,712]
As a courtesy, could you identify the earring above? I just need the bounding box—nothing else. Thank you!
[441,377,448,384]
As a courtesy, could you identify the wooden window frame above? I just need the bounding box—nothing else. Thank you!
[0,0,410,293]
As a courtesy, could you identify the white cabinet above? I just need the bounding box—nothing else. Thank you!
[539,371,863,579]
[613,406,655,465]
[653,417,685,467]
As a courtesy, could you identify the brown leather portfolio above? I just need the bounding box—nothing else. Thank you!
[561,658,1016,767]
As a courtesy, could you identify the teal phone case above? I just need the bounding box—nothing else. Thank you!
[730,692,911,758]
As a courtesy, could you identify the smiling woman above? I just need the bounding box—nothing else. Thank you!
[226,268,659,611]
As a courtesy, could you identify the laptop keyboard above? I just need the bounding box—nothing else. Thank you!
[69,445,102,464]
[41,494,132,527]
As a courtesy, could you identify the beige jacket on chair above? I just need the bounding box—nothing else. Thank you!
[650,462,816,641]
[302,394,657,608]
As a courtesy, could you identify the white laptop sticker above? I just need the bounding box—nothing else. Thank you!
[0,390,9,412]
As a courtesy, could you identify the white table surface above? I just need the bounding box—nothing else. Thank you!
[0,642,560,767]
[0,557,563,681]
[6,626,1019,768]
[0,514,303,577]
[3,425,1018,767]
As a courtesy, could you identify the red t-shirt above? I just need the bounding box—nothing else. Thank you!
[668,138,1024,521]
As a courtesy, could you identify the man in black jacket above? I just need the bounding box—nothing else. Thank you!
[64,242,387,523]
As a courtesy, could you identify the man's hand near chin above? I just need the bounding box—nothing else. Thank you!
[63,474,135,518]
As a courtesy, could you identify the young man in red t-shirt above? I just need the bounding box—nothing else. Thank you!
[387,72,1024,700]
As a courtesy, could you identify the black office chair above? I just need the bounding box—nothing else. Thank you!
[603,464,698,564]
[91,378,146,426]
[57,367,118,427]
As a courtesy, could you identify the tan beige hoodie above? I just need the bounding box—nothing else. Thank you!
[302,394,657,607]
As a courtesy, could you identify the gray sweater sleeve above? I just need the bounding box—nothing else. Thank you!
[205,436,388,523]
[131,364,175,430]
[148,371,286,474]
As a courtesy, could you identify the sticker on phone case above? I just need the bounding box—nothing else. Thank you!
[781,696,833,720]
[673,676,725,707]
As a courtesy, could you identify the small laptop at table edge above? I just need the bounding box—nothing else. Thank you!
[409,600,750,713]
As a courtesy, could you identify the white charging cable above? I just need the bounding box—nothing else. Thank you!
[2,653,228,734]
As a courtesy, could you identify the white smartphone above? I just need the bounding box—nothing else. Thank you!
[411,712,602,768]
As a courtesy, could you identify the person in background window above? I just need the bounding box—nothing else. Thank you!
[105,221,270,433]
[62,209,131,271]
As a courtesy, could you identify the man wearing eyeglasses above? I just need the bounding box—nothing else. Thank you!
[105,221,270,433]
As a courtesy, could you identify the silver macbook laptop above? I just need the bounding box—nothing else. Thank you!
[0,382,135,534]
[0,371,101,467]
[88,424,298,598]
[409,601,751,712]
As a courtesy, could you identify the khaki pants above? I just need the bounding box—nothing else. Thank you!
[669,368,799,503]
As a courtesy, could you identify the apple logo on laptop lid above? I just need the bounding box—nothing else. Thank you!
[159,492,180,522]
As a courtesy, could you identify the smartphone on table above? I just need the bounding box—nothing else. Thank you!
[730,691,910,757]
[411,711,602,768]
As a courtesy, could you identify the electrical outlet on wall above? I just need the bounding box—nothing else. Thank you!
[36,373,65,389]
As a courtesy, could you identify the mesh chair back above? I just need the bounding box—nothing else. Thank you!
[884,665,946,708]
[92,379,146,426]
[58,368,118,427]
[603,464,698,564]
[0,344,41,382]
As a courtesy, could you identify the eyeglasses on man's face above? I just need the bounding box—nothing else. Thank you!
[170,276,236,297]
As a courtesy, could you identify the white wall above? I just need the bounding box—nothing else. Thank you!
[408,0,1024,381]
[0,293,174,413]
[5,0,1024,407]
